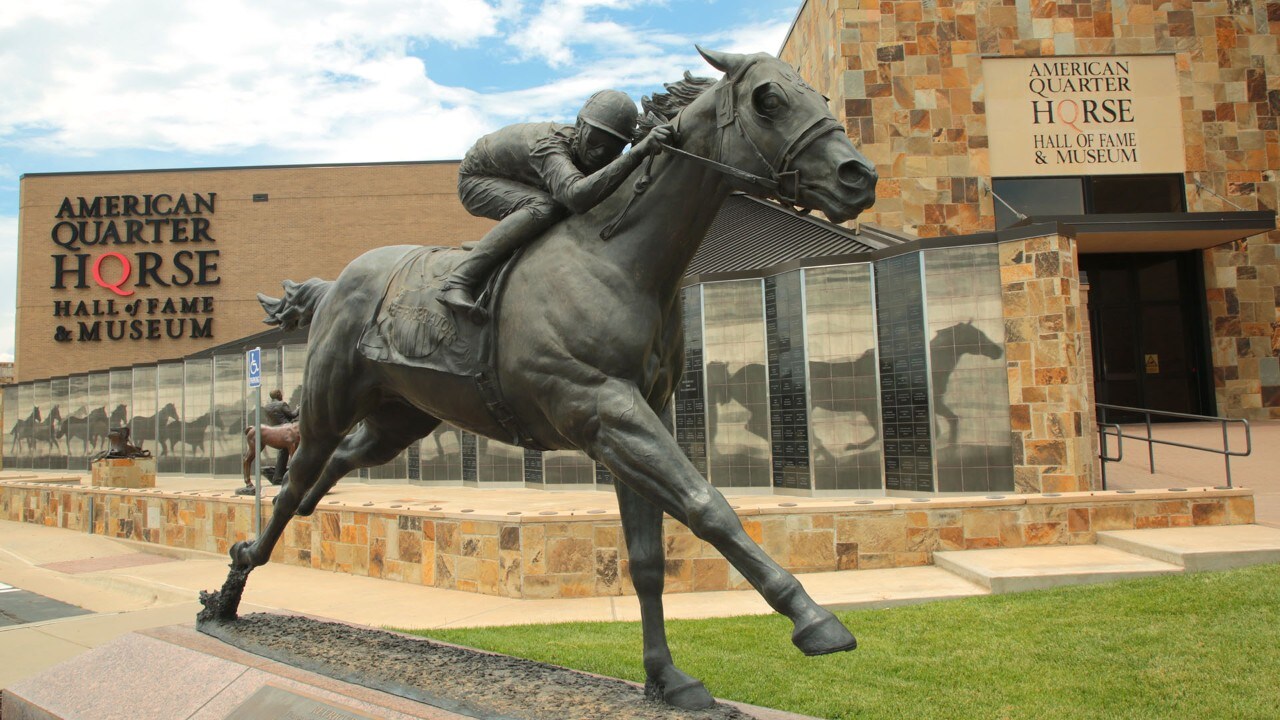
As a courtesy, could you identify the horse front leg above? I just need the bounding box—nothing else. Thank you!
[616,466,714,710]
[574,379,856,657]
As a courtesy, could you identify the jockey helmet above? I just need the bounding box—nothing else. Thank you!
[577,90,639,143]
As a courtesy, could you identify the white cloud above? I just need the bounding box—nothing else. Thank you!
[713,17,793,57]
[508,0,664,68]
[0,0,505,158]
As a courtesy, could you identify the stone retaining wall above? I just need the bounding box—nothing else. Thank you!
[0,482,1254,598]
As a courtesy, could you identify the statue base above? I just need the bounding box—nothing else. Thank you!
[2,619,817,720]
[89,457,156,488]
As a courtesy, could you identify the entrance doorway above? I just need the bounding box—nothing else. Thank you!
[1081,251,1213,419]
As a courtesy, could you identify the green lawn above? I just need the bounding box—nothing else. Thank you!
[402,564,1280,719]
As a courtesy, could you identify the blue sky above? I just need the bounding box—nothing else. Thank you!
[0,0,803,363]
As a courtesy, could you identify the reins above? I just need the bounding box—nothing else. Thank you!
[599,60,843,240]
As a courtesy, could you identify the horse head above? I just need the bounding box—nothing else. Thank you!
[695,47,876,223]
[111,404,128,425]
[958,321,1004,360]
[160,403,179,424]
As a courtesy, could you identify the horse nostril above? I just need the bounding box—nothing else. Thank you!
[838,159,877,191]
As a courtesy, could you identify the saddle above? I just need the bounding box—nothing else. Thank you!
[357,246,540,448]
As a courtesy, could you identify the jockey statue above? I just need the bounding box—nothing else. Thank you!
[439,90,674,322]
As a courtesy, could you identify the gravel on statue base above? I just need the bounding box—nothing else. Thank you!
[199,613,758,720]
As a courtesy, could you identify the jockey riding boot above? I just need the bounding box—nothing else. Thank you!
[439,207,559,324]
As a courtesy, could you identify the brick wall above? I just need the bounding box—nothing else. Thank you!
[16,162,494,381]
[781,0,1280,418]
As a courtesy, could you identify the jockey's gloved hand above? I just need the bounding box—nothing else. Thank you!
[634,124,674,157]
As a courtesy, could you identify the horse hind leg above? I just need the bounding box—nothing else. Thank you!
[295,400,440,517]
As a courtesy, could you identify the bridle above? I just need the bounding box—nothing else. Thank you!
[599,59,844,240]
[660,58,845,210]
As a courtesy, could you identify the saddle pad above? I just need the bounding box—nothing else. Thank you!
[357,246,504,378]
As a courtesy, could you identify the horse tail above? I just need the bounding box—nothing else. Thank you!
[258,278,333,331]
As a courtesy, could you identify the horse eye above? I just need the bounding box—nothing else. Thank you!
[752,83,787,118]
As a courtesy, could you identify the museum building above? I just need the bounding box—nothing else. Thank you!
[4,0,1278,502]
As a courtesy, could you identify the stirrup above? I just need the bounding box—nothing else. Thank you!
[439,285,490,324]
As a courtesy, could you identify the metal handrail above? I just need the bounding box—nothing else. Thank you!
[1096,403,1252,488]
[1097,422,1124,490]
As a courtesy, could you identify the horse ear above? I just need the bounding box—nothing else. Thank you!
[696,45,745,75]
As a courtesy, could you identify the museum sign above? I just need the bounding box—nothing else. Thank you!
[48,192,219,343]
[984,55,1186,177]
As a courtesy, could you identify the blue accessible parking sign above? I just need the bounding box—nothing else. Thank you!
[247,347,261,388]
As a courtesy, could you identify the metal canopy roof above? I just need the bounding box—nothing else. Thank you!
[684,194,890,277]
[1012,211,1277,254]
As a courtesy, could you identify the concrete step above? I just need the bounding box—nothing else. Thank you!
[933,545,1182,594]
[1096,525,1280,572]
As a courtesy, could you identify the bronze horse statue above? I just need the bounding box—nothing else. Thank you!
[241,422,300,487]
[203,48,876,710]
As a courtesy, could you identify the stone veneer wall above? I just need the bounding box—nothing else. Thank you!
[1,482,1253,598]
[780,0,1280,418]
[999,232,1095,492]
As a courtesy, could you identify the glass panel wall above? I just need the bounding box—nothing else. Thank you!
[704,279,771,490]
[49,377,70,469]
[542,449,595,487]
[108,368,132,437]
[476,436,523,485]
[874,254,934,492]
[32,381,51,468]
[923,246,1014,492]
[764,273,809,491]
[3,385,21,468]
[131,367,158,456]
[66,375,89,467]
[805,265,882,492]
[367,447,409,482]
[281,344,306,412]
[183,359,213,476]
[11,385,28,467]
[418,424,463,485]
[461,431,477,485]
[212,354,244,477]
[86,373,110,459]
[673,285,708,479]
[1,384,15,468]
[156,363,184,473]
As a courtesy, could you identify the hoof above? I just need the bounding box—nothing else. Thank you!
[229,540,258,569]
[645,677,714,711]
[792,613,857,656]
[234,485,255,496]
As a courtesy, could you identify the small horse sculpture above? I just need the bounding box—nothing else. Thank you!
[241,422,300,487]
[202,48,877,710]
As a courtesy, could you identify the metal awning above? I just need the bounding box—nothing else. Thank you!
[1014,211,1276,253]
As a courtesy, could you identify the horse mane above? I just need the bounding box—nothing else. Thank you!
[635,72,717,141]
